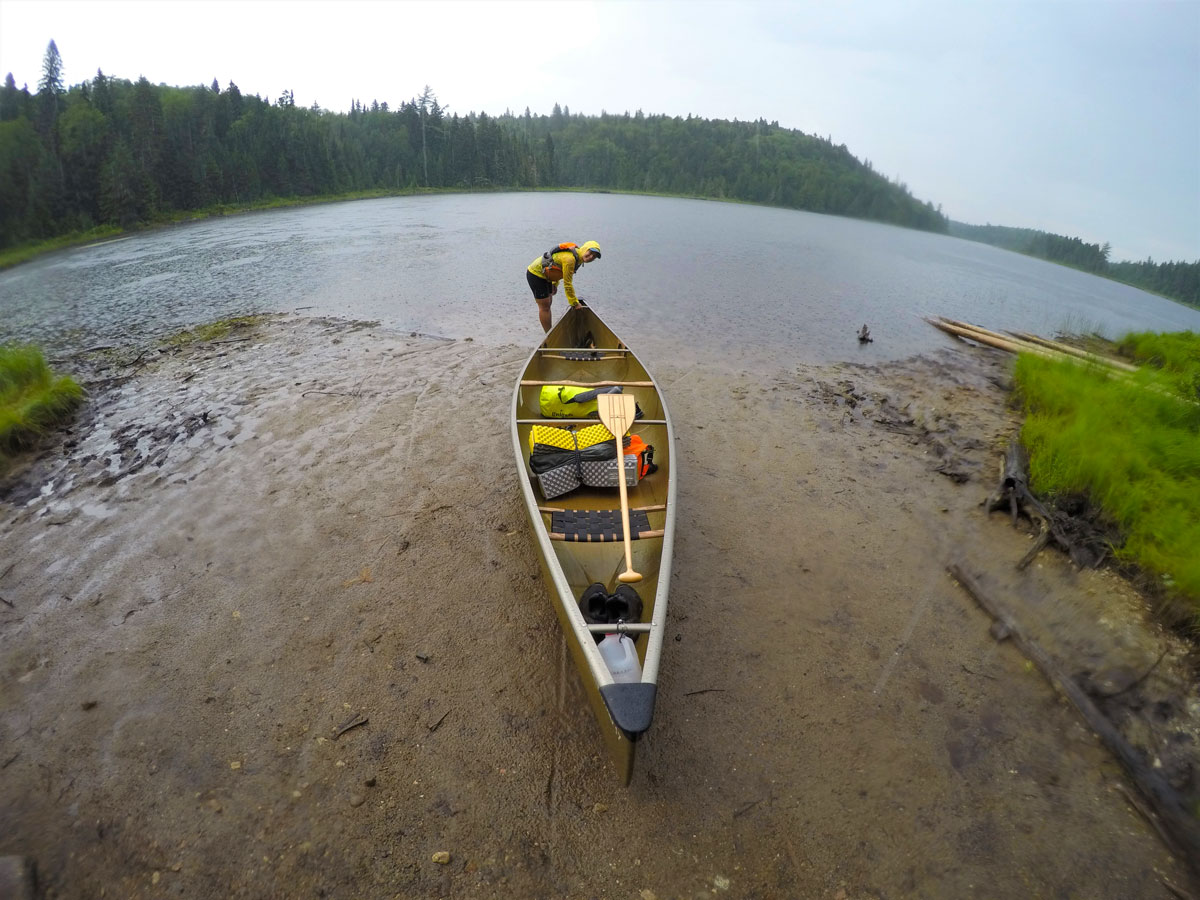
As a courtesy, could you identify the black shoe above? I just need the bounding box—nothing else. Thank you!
[606,585,644,642]
[579,583,609,624]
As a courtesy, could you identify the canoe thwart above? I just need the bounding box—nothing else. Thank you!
[549,509,658,542]
[537,347,631,355]
[539,503,667,514]
[586,622,653,634]
[520,380,656,388]
[537,355,628,364]
[518,418,668,426]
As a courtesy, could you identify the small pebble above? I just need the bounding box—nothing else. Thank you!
[432,851,450,865]
[364,775,377,788]
[593,803,608,814]
[348,793,366,808]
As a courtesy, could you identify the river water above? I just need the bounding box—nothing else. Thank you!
[2,192,1198,368]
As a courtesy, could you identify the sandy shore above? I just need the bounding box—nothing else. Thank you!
[2,315,1197,899]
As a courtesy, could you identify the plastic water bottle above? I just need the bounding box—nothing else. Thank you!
[598,633,642,683]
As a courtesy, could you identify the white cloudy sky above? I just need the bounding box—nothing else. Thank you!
[1,0,1196,262]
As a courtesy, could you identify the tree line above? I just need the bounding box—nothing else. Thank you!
[2,41,1193,309]
[1,41,946,252]
[948,222,1199,308]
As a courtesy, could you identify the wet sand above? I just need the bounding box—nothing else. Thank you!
[2,316,1197,899]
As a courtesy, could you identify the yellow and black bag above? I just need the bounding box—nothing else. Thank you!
[539,385,643,419]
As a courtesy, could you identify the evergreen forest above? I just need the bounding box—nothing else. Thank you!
[949,222,1199,309]
[1,40,1195,308]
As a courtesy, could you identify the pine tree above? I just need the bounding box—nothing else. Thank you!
[1,73,20,121]
[38,40,64,96]
[100,137,139,226]
[37,39,65,137]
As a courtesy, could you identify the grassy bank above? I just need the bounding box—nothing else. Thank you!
[0,191,421,270]
[0,226,124,270]
[1014,331,1200,621]
[0,345,85,470]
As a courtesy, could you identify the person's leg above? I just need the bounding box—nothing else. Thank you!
[536,296,553,332]
[527,271,554,332]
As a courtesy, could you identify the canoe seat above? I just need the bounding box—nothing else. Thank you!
[549,509,654,542]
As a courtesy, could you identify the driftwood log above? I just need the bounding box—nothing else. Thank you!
[948,564,1200,877]
[985,441,1106,569]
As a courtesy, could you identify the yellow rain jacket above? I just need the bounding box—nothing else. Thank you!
[528,248,585,307]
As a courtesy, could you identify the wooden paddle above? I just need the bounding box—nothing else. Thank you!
[596,391,642,584]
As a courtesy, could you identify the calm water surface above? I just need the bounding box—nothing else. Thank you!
[3,193,1198,370]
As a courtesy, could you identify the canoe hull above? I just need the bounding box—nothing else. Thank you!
[511,305,675,785]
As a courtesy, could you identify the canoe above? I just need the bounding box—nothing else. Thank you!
[510,304,676,784]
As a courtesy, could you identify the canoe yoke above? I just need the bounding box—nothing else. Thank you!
[537,350,625,361]
[548,509,660,542]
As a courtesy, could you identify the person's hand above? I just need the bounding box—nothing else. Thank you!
[575,297,588,307]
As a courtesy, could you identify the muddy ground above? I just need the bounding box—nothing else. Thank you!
[2,316,1197,899]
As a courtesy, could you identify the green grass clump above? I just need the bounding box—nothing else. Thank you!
[164,314,270,346]
[1014,342,1200,617]
[0,345,85,462]
[1115,330,1200,402]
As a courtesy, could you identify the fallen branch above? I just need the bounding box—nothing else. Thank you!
[1095,649,1169,701]
[333,713,368,740]
[947,564,1200,875]
[733,798,764,818]
[1161,874,1198,900]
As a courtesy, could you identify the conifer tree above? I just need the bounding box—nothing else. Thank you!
[1,73,20,121]
[37,40,65,137]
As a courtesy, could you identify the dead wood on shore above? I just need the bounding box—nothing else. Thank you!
[948,563,1200,878]
[984,440,1112,569]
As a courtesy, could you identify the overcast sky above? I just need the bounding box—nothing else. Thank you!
[1,0,1196,262]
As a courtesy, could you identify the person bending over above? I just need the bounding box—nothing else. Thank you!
[526,240,601,332]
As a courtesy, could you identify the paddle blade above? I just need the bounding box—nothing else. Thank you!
[597,392,637,440]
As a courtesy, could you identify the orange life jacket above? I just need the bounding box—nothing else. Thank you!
[623,434,655,478]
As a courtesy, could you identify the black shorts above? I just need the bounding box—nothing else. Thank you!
[527,270,554,300]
